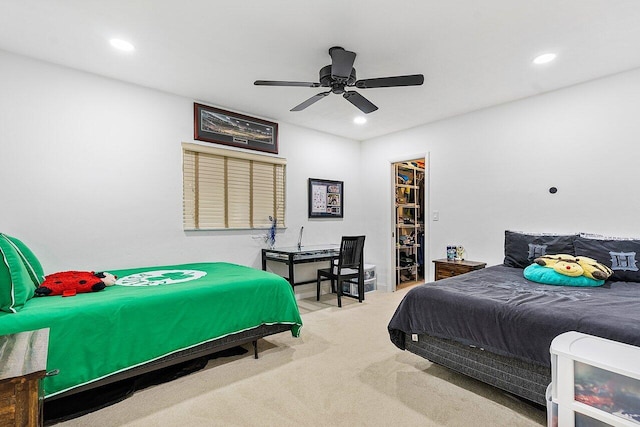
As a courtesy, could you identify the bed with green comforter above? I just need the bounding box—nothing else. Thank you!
[0,261,302,398]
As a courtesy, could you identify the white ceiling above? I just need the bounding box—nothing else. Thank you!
[2,0,640,141]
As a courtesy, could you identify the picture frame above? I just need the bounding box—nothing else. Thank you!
[194,103,278,154]
[308,178,343,218]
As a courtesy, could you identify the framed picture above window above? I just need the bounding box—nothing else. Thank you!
[308,178,343,218]
[194,103,278,154]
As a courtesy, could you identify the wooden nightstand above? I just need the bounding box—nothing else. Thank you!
[433,259,486,281]
[0,328,49,427]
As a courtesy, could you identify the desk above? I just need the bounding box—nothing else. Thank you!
[262,244,340,286]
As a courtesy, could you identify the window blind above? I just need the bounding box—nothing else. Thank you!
[182,142,286,230]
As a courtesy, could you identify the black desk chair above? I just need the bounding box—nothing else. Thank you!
[316,235,366,307]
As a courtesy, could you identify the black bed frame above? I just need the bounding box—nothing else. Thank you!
[404,333,551,406]
[46,323,292,401]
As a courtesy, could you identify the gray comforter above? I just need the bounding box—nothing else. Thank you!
[388,265,640,366]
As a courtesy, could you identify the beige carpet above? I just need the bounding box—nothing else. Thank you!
[57,287,546,426]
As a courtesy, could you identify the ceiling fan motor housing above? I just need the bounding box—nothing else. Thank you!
[319,64,356,94]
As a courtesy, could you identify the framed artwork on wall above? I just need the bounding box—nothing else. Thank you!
[308,178,343,218]
[194,103,278,154]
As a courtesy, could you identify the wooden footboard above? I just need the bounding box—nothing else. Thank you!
[404,332,550,406]
[46,323,292,401]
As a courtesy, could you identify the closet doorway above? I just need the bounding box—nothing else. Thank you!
[392,157,427,291]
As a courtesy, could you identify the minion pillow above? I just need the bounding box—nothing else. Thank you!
[523,254,613,287]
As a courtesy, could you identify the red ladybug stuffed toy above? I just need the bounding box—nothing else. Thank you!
[35,271,117,297]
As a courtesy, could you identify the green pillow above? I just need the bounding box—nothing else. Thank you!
[0,233,44,313]
[0,234,44,286]
[523,263,604,287]
[0,242,35,312]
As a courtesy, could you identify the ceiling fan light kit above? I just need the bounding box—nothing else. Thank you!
[254,46,424,114]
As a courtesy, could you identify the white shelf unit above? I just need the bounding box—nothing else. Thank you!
[394,161,425,285]
[550,331,640,427]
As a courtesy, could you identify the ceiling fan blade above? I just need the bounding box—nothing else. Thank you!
[329,47,356,80]
[355,74,424,89]
[343,91,378,114]
[290,91,331,111]
[255,80,321,88]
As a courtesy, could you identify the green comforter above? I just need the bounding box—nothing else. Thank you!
[0,262,302,397]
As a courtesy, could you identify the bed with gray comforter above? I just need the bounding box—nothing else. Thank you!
[388,262,640,404]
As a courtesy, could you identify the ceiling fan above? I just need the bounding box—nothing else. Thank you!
[254,46,424,114]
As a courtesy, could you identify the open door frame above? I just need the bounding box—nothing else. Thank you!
[389,153,429,292]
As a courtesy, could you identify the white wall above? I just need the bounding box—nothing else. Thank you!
[0,50,363,298]
[362,67,640,289]
[5,49,640,296]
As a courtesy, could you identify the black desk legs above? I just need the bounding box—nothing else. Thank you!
[287,254,295,287]
[261,249,339,287]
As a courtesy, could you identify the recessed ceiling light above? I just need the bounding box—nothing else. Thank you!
[353,116,367,125]
[109,38,135,52]
[533,53,557,65]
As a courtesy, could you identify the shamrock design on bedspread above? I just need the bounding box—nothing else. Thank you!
[115,270,207,286]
